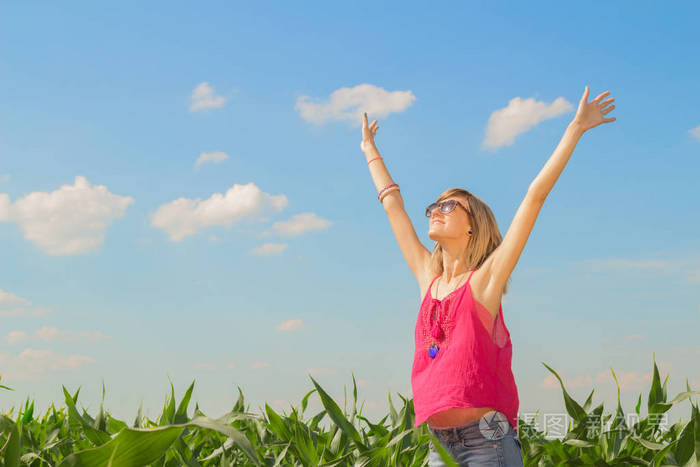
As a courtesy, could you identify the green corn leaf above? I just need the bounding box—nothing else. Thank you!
[563,438,596,447]
[21,398,34,424]
[290,416,318,466]
[0,416,20,467]
[428,434,460,467]
[62,385,111,446]
[350,372,358,423]
[668,390,700,406]
[0,375,14,391]
[133,401,143,428]
[161,377,176,426]
[582,388,595,412]
[265,403,293,441]
[20,452,52,465]
[630,435,666,450]
[300,388,316,416]
[356,415,388,438]
[309,375,368,453]
[674,418,695,465]
[174,380,195,424]
[272,442,291,466]
[648,353,664,414]
[94,380,106,432]
[387,392,399,428]
[106,415,127,434]
[542,362,587,423]
[651,439,676,467]
[610,368,629,433]
[57,415,260,467]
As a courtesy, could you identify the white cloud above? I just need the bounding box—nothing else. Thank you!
[250,243,288,256]
[195,151,229,168]
[595,368,654,391]
[0,290,52,317]
[0,290,30,307]
[0,193,9,220]
[4,327,109,345]
[539,364,672,392]
[275,319,304,331]
[689,124,700,141]
[251,361,270,369]
[189,82,227,112]
[151,182,288,242]
[263,212,332,236]
[295,83,416,126]
[0,348,96,381]
[482,96,574,149]
[540,372,593,389]
[0,176,134,255]
[5,331,27,345]
[34,326,109,343]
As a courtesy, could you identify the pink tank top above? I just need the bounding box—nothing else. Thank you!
[411,268,520,435]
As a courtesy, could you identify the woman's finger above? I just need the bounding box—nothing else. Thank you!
[600,97,614,107]
[580,85,590,104]
[602,105,615,115]
[363,112,368,128]
[593,90,610,103]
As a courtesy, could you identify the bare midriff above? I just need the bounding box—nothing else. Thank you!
[426,406,497,429]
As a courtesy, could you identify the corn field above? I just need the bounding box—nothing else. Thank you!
[1,355,698,466]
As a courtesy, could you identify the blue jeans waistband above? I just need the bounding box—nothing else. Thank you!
[428,410,513,444]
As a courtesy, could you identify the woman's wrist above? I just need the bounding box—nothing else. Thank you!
[568,119,586,137]
[362,140,379,158]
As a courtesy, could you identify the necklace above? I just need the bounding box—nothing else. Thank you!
[428,271,470,358]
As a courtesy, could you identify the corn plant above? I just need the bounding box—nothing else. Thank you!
[0,354,697,466]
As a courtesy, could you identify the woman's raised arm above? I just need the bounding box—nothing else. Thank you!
[361,112,431,285]
[485,86,617,295]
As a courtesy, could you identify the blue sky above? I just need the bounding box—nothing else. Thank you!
[1,1,699,434]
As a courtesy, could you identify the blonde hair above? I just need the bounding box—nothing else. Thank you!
[429,188,510,295]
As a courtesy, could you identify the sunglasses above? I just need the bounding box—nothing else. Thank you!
[425,199,471,218]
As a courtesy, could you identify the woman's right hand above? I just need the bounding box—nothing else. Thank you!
[361,112,379,152]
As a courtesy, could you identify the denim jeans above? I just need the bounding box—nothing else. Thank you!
[427,410,523,466]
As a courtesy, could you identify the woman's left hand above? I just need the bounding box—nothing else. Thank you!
[572,86,616,133]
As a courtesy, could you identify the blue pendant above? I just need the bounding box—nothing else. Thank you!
[429,344,439,358]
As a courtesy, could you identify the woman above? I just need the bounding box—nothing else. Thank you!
[360,85,616,466]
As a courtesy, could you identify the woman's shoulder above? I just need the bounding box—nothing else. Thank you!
[417,266,439,303]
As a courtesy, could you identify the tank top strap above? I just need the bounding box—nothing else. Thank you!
[429,275,440,287]
[466,268,477,285]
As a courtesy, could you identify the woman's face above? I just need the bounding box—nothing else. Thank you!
[427,196,472,241]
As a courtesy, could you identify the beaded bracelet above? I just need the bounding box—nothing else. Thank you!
[379,186,400,203]
[377,183,399,202]
[367,156,383,165]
